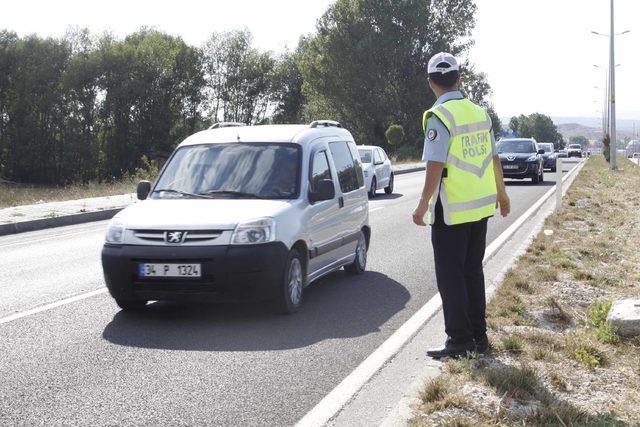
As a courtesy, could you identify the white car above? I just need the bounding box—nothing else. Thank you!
[357,145,394,198]
[101,121,370,314]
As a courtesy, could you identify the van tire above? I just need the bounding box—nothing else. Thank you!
[369,177,377,199]
[115,299,147,311]
[345,231,367,275]
[274,249,305,314]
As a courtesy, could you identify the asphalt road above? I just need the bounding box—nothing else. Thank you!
[0,160,579,426]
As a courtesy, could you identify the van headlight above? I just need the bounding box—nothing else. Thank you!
[231,218,276,245]
[526,155,538,162]
[105,219,126,244]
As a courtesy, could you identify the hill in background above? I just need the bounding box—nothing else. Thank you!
[501,116,640,141]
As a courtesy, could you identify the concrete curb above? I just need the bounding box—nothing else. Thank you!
[0,208,123,237]
[393,166,424,176]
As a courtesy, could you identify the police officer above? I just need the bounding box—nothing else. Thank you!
[412,52,511,359]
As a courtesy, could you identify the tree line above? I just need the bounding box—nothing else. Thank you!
[0,0,495,185]
[508,113,565,148]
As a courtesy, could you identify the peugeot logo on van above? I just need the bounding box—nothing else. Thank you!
[165,231,186,244]
[507,156,516,161]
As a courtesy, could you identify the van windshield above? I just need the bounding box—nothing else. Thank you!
[152,143,301,200]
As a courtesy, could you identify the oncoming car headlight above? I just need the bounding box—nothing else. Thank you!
[231,218,276,245]
[105,219,126,244]
[526,155,538,162]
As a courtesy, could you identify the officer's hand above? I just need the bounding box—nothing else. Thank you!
[412,199,429,226]
[496,192,510,217]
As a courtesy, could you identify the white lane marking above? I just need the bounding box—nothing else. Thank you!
[296,159,585,427]
[0,288,107,325]
[369,207,385,213]
[0,225,107,249]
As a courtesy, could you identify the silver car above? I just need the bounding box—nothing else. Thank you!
[357,145,394,198]
[101,121,370,314]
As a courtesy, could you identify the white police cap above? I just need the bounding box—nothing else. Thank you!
[427,52,459,74]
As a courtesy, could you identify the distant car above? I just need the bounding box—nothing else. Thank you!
[557,150,568,158]
[567,144,582,158]
[497,138,545,184]
[538,142,557,172]
[632,153,640,159]
[357,145,394,198]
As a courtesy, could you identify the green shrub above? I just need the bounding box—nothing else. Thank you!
[588,300,612,328]
[502,335,524,353]
[575,344,606,369]
[385,124,405,146]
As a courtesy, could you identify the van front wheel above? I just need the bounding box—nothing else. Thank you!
[274,249,305,314]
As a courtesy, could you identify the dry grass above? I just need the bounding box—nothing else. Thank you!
[0,179,138,209]
[0,162,158,209]
[411,157,640,426]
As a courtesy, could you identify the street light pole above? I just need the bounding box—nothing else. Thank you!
[609,0,617,170]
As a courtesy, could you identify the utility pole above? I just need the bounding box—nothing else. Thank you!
[609,0,617,169]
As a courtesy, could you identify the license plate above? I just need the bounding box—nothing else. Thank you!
[138,263,201,278]
[503,164,519,170]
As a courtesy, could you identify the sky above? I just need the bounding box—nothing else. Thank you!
[1,0,639,121]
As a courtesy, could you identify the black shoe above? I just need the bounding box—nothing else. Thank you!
[426,339,476,360]
[475,335,490,354]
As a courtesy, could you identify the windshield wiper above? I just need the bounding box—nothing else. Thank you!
[200,190,264,199]
[153,188,212,199]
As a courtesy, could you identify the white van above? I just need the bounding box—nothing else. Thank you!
[101,121,370,314]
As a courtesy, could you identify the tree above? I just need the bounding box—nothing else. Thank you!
[385,124,404,146]
[97,29,204,177]
[298,0,482,149]
[202,31,275,125]
[486,107,502,137]
[271,46,306,124]
[509,113,564,148]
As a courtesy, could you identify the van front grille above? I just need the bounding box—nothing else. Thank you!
[132,230,223,243]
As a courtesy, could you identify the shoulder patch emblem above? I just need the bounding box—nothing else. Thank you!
[427,129,438,141]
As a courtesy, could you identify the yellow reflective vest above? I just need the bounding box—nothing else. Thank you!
[422,98,497,225]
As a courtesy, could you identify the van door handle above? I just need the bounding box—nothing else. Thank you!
[338,196,344,208]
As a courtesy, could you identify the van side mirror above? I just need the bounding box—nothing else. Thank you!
[309,179,335,203]
[137,180,151,200]
[537,149,545,154]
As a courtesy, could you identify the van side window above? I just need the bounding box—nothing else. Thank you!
[378,148,387,161]
[329,141,359,193]
[310,150,332,192]
[347,142,365,188]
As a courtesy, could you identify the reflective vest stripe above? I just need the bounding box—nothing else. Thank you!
[446,152,494,178]
[430,185,495,224]
[447,194,497,213]
[433,105,491,137]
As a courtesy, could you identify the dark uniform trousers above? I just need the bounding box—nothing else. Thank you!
[431,197,488,344]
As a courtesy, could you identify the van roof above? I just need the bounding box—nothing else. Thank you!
[178,124,354,148]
